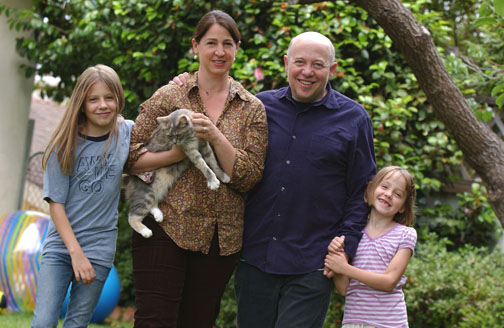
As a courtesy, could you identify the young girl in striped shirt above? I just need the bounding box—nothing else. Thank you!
[325,166,417,328]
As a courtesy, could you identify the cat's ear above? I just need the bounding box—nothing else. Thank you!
[176,114,191,127]
[156,116,170,125]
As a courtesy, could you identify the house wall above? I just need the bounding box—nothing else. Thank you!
[0,0,35,215]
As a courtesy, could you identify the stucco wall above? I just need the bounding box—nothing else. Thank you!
[0,0,35,215]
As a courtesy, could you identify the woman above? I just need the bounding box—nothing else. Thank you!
[126,10,268,328]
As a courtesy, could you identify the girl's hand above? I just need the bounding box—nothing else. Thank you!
[71,250,96,285]
[324,235,346,277]
[324,252,349,275]
[328,235,345,254]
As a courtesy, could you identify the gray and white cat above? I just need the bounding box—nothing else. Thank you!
[123,108,230,238]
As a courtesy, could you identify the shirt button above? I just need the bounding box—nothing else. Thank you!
[286,160,290,164]
[292,135,296,139]
[276,212,281,216]
[272,237,277,241]
[281,187,285,191]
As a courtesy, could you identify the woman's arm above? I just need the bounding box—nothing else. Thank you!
[325,248,413,292]
[49,201,95,284]
[126,84,183,173]
[191,112,236,176]
[129,147,186,174]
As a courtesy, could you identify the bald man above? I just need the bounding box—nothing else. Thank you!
[235,32,377,327]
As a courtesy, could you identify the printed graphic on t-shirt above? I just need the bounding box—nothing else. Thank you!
[76,154,117,194]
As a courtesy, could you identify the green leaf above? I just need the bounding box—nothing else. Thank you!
[496,94,504,108]
[472,17,498,28]
[495,0,504,17]
[491,84,504,97]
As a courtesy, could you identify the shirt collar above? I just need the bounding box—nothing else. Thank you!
[188,71,253,103]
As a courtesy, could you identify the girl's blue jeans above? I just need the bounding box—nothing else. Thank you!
[31,252,110,328]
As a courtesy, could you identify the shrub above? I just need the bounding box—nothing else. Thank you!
[405,233,504,327]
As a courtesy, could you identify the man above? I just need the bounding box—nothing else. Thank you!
[234,32,376,327]
[170,31,376,327]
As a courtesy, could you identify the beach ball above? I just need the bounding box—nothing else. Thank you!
[0,210,120,322]
[0,210,49,313]
[0,290,7,314]
[60,265,121,323]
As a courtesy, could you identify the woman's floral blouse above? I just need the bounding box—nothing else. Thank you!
[127,71,268,255]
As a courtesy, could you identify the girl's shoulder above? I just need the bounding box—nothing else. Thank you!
[396,223,417,245]
[117,116,134,132]
[396,223,416,235]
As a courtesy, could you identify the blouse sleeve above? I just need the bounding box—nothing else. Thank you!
[228,97,268,193]
[125,85,175,171]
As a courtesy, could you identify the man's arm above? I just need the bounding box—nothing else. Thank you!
[339,115,376,260]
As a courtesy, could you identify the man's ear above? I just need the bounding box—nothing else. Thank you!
[283,55,289,73]
[329,61,338,78]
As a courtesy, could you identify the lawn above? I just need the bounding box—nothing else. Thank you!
[0,311,133,328]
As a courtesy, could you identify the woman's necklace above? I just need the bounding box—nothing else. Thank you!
[198,79,229,98]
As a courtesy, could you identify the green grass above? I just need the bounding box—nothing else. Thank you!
[0,311,133,328]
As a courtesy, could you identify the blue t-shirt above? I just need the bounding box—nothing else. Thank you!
[42,118,134,268]
[242,85,376,274]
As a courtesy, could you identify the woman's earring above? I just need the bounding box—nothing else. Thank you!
[194,54,198,60]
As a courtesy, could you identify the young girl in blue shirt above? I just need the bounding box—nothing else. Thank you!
[31,64,133,328]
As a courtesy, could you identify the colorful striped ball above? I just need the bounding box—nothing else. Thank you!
[0,210,49,312]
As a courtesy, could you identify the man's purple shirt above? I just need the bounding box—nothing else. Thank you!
[242,84,376,274]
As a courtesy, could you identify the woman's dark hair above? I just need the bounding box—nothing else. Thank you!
[193,10,240,44]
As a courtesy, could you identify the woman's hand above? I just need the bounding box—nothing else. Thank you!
[190,112,236,177]
[191,113,222,144]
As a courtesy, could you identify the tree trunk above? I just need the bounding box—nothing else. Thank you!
[289,0,504,224]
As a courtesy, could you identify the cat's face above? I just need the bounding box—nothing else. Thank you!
[156,109,194,140]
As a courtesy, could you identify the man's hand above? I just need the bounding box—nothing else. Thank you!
[169,72,189,86]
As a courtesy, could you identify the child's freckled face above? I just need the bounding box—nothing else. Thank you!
[83,81,117,136]
[372,172,407,218]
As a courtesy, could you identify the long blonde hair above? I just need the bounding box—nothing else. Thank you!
[42,64,125,174]
[364,166,417,226]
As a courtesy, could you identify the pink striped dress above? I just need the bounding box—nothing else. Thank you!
[342,223,417,328]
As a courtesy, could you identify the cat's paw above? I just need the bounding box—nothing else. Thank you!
[140,228,153,238]
[220,173,230,183]
[151,207,164,222]
[207,179,220,190]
